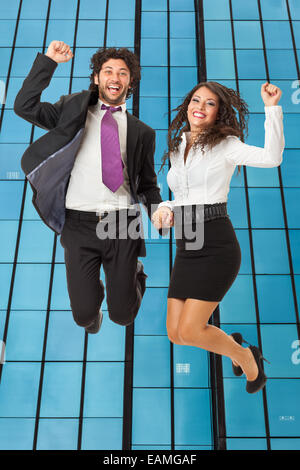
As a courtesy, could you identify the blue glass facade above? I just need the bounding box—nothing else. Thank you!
[0,0,299,451]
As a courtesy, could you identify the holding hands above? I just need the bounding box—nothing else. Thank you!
[152,206,174,229]
[261,82,282,106]
[45,41,74,63]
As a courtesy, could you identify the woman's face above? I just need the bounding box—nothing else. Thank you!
[187,86,220,133]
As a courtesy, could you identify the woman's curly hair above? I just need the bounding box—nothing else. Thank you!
[88,47,141,99]
[160,81,249,175]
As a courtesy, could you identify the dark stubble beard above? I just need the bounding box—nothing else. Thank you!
[98,84,128,106]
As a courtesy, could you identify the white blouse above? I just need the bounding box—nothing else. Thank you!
[158,105,284,211]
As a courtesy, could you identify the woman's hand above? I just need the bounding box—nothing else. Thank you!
[152,207,174,229]
[45,41,74,63]
[261,82,282,106]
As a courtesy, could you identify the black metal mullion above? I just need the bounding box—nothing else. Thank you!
[194,0,227,451]
[166,0,175,452]
[32,0,58,450]
[0,0,24,385]
[122,0,142,451]
[229,0,271,450]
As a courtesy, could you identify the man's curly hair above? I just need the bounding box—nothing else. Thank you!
[88,47,141,99]
[160,81,249,175]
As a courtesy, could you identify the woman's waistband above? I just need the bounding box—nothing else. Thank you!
[174,203,228,223]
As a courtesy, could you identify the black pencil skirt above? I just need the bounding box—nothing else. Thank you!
[168,209,242,302]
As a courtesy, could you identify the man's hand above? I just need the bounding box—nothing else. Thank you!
[45,41,74,64]
[152,207,174,229]
[261,82,282,106]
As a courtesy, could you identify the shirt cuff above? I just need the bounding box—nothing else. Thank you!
[158,201,174,211]
[264,105,283,116]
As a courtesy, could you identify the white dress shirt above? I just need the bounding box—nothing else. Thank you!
[65,98,134,212]
[158,105,285,210]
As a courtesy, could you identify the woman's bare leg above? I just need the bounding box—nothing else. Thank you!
[174,298,259,381]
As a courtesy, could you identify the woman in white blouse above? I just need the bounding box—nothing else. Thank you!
[152,81,284,394]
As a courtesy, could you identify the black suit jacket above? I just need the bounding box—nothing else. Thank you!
[14,52,163,257]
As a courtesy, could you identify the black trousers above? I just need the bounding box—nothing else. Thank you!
[59,208,145,327]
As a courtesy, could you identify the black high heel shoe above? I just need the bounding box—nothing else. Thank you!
[246,345,270,394]
[230,332,249,377]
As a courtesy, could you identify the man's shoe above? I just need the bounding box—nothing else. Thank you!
[85,310,103,334]
[136,260,147,297]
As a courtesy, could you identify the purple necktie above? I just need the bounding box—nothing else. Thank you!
[100,103,124,192]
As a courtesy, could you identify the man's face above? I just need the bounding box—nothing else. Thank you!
[94,58,132,106]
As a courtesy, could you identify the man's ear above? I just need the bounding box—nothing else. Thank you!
[94,72,99,85]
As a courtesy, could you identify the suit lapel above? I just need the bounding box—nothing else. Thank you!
[126,111,139,180]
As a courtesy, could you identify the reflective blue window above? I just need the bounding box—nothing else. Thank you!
[0,363,41,416]
[87,312,125,361]
[261,324,299,378]
[204,21,232,49]
[49,0,77,19]
[170,67,198,98]
[6,311,45,361]
[0,221,18,262]
[81,418,122,450]
[132,389,171,445]
[206,50,235,79]
[134,336,170,387]
[15,20,46,47]
[0,418,35,450]
[234,21,263,49]
[227,438,267,450]
[0,20,16,47]
[256,275,296,324]
[79,0,106,19]
[227,187,248,228]
[40,363,82,417]
[203,0,230,20]
[220,275,256,324]
[231,0,259,20]
[12,264,51,310]
[83,363,124,417]
[267,50,298,79]
[260,0,288,20]
[173,345,209,388]
[252,230,290,274]
[235,230,252,274]
[45,19,76,47]
[281,150,300,187]
[290,0,300,19]
[140,67,168,97]
[246,166,280,187]
[18,221,54,262]
[76,20,105,47]
[107,20,135,48]
[290,230,300,273]
[248,188,285,228]
[223,379,266,436]
[263,21,293,49]
[45,311,84,361]
[284,188,300,228]
[135,287,168,335]
[141,12,167,38]
[140,39,168,66]
[267,379,300,436]
[170,39,197,66]
[37,419,78,450]
[236,50,266,79]
[174,389,212,445]
[170,12,195,38]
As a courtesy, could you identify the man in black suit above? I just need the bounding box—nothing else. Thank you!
[14,40,165,333]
